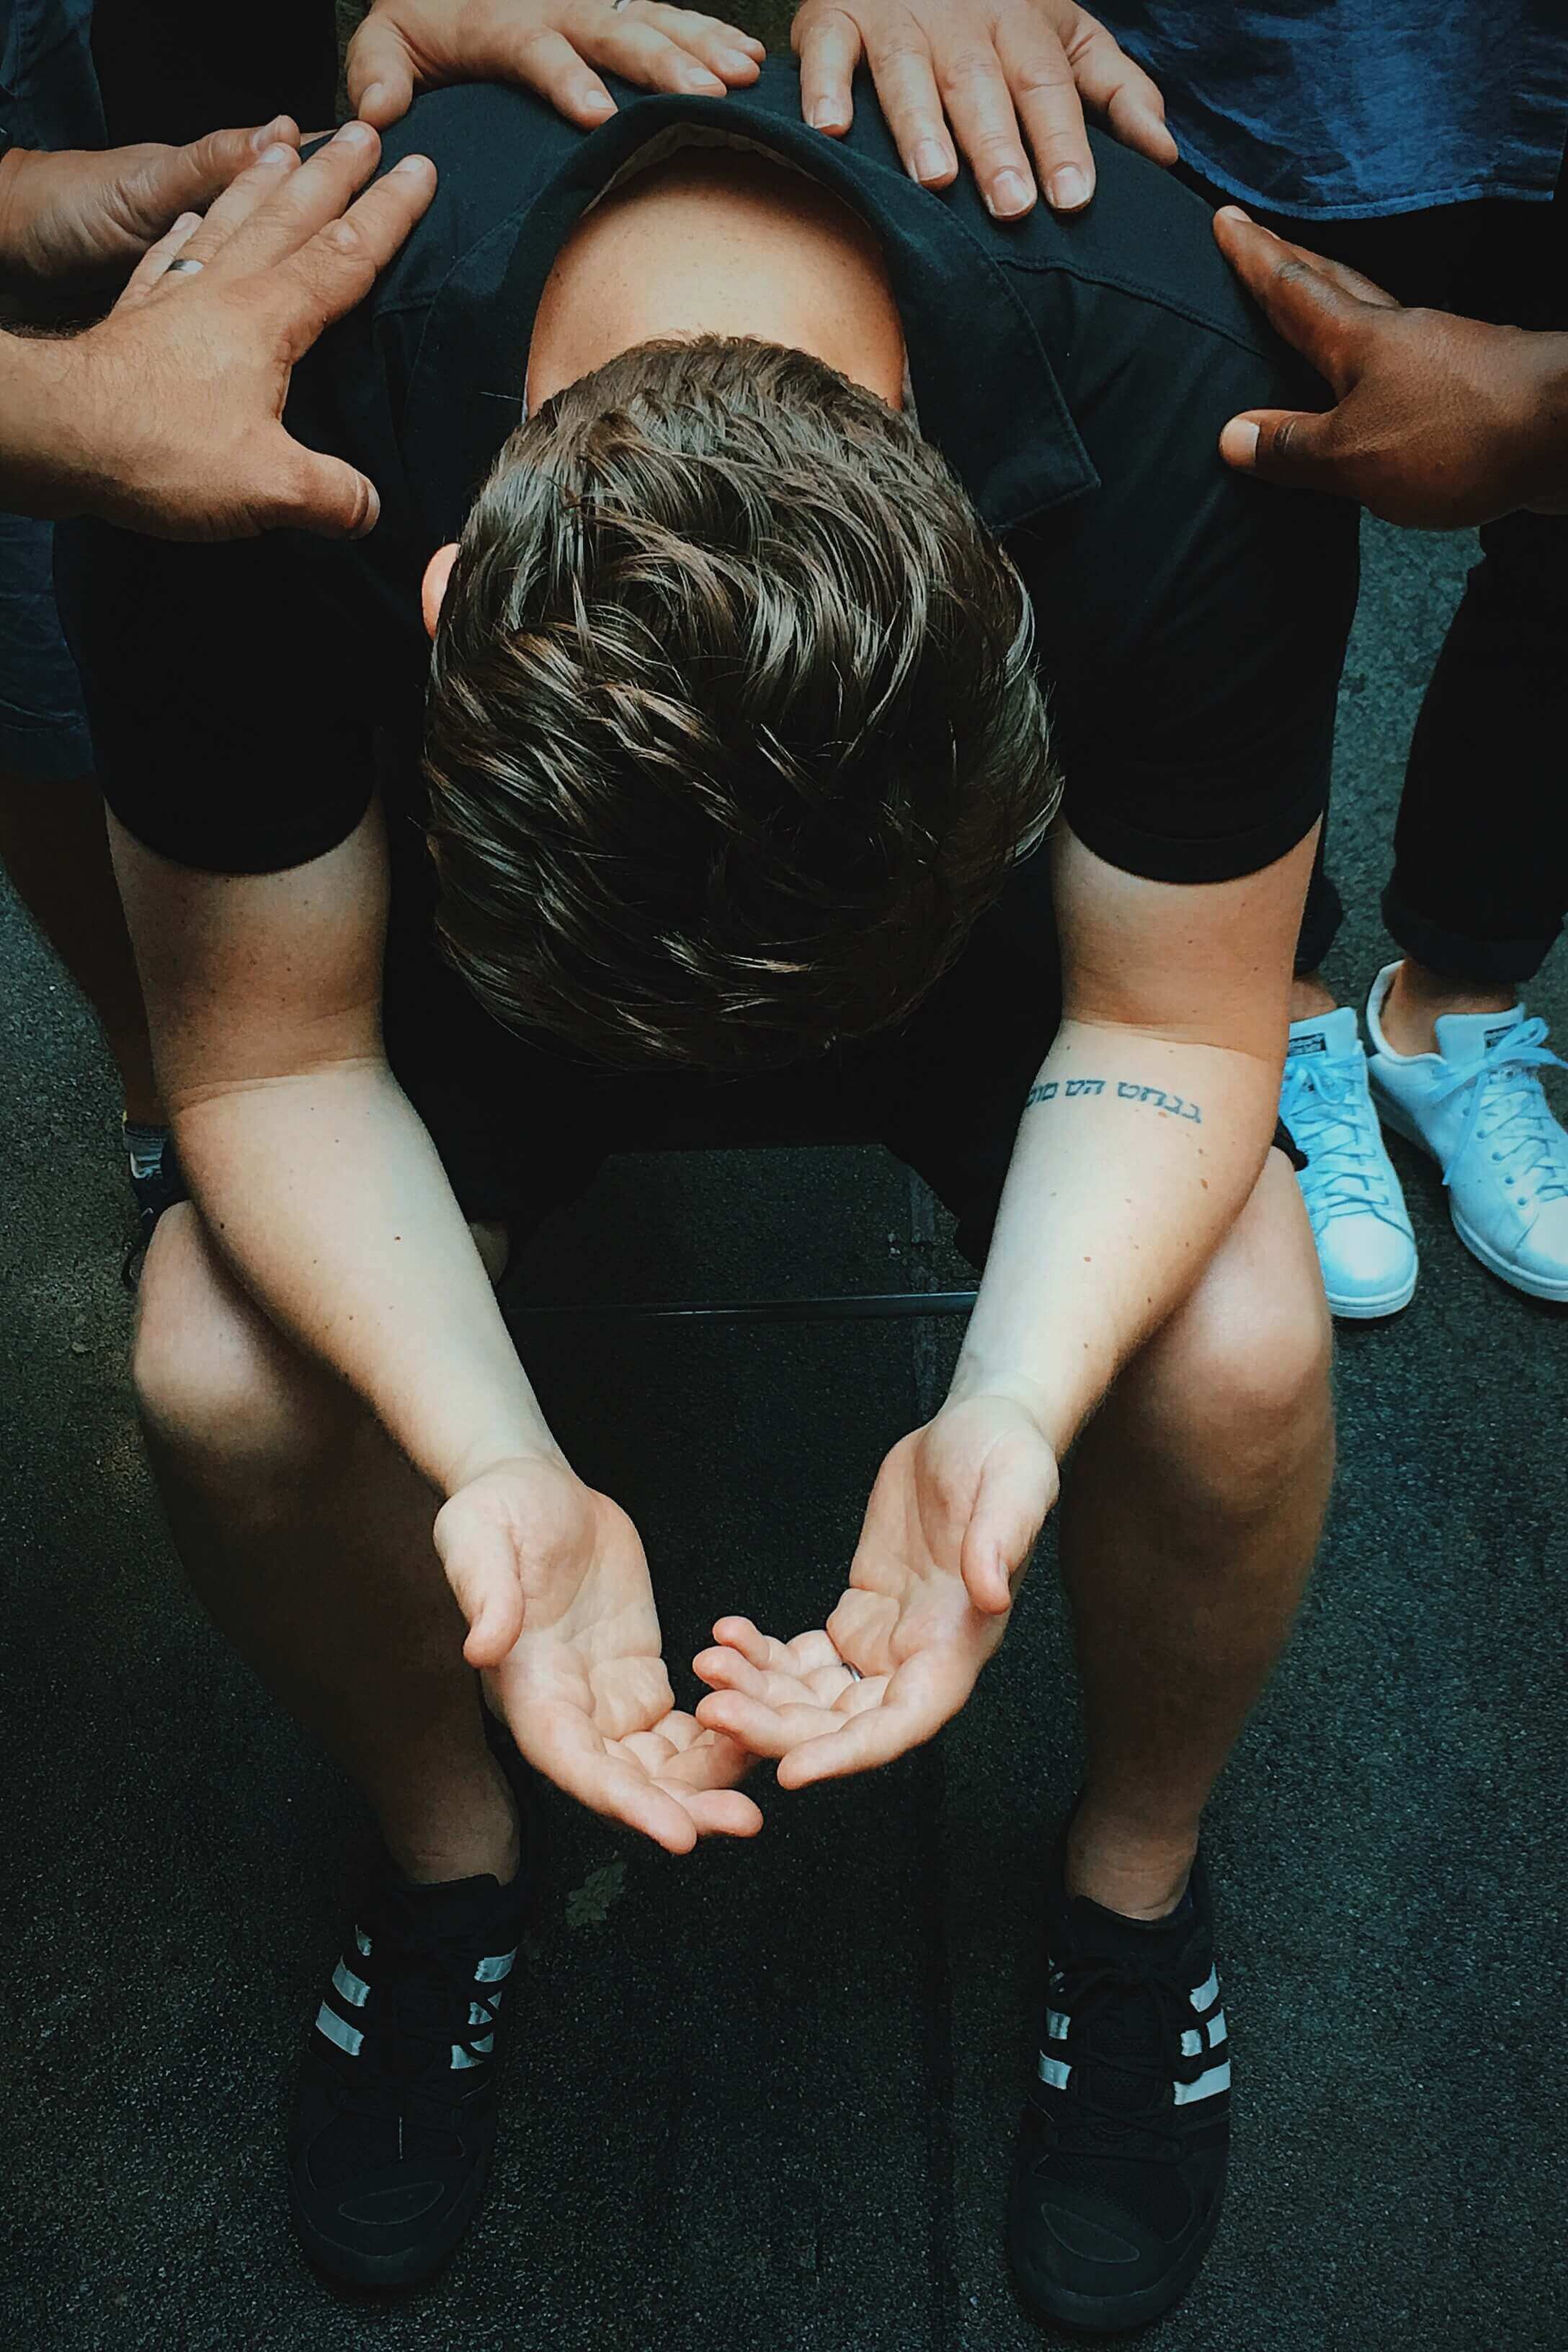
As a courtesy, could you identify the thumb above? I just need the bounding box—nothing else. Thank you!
[433,1508,527,1667]
[345,19,417,128]
[135,117,300,227]
[1219,404,1342,491]
[959,1429,1057,1616]
[268,436,383,539]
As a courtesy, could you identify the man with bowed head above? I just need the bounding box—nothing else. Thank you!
[63,33,1353,2330]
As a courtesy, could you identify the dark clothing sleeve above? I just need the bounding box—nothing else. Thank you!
[53,520,386,876]
[1003,266,1360,887]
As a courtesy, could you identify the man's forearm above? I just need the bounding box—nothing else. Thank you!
[950,1018,1280,1454]
[174,1061,562,1495]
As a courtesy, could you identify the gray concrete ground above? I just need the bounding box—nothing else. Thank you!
[1,520,1564,2351]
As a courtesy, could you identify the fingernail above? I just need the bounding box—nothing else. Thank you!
[716,48,757,75]
[250,116,286,151]
[911,138,951,184]
[1048,164,1091,212]
[811,99,848,130]
[1216,202,1252,225]
[1229,420,1260,463]
[391,153,433,176]
[581,87,615,116]
[685,68,728,95]
[987,168,1035,219]
[337,118,377,148]
[358,82,388,117]
[259,142,295,167]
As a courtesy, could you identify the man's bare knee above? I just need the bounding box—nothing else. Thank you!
[132,1203,352,1490]
[1122,1156,1333,1519]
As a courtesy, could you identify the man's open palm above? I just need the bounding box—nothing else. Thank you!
[435,1459,762,1853]
[693,1396,1058,1786]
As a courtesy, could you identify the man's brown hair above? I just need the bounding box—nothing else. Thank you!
[424,336,1059,1070]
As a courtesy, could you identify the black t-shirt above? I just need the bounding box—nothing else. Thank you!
[59,63,1357,899]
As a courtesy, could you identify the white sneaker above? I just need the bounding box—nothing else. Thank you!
[1366,962,1568,1303]
[1280,1006,1418,1319]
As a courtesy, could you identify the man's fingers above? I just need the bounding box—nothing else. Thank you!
[150,140,301,276]
[263,153,438,362]
[694,1688,847,1757]
[1218,406,1342,491]
[115,210,203,310]
[604,6,764,85]
[582,14,727,99]
[195,121,389,282]
[1064,23,1177,166]
[147,116,302,219]
[680,1787,765,1838]
[932,40,1038,218]
[794,6,864,135]
[774,1696,930,1790]
[862,30,960,189]
[344,19,418,128]
[994,21,1093,213]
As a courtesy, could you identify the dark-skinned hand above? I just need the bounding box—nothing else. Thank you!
[1214,204,1568,529]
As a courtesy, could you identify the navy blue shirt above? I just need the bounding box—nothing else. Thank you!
[1102,1,1568,218]
[62,66,1356,912]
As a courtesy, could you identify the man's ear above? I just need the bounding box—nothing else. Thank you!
[421,543,460,641]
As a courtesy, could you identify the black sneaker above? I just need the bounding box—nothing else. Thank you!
[288,1858,528,2290]
[1007,1827,1231,2335]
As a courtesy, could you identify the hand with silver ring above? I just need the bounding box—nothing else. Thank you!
[9,122,436,540]
[694,1396,1058,1789]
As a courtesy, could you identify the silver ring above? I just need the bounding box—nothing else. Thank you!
[843,1660,863,1683]
[163,257,204,275]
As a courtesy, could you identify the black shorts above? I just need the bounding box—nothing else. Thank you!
[378,844,1304,1272]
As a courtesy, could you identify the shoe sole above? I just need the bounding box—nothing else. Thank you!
[1322,1268,1417,1321]
[1374,1095,1568,1303]
[1007,2183,1225,2337]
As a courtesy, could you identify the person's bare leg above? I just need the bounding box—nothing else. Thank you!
[1288,968,1338,1022]
[1057,1151,1335,1920]
[0,770,160,1123]
[1376,955,1515,1055]
[133,1203,518,1884]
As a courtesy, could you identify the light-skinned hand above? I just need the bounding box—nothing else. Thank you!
[435,1455,762,1853]
[692,1394,1059,1786]
[791,0,1175,218]
[0,116,300,297]
[347,0,765,129]
[14,122,436,540]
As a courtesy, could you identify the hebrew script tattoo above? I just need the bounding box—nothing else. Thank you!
[1024,1077,1203,1124]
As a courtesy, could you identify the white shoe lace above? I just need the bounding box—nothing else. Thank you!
[1426,1015,1568,1206]
[1281,1054,1406,1230]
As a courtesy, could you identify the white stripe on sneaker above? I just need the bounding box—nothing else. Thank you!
[475,1948,516,1984]
[1190,1967,1219,2012]
[452,2034,494,2070]
[331,1959,370,2008]
[1045,2008,1069,2041]
[1206,2008,1227,2049]
[1173,2061,1230,2106]
[1038,2054,1072,2091]
[1180,2028,1203,2059]
[315,2002,363,2058]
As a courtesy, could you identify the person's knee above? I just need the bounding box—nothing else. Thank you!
[132,1203,348,1494]
[1131,1169,1333,1521]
